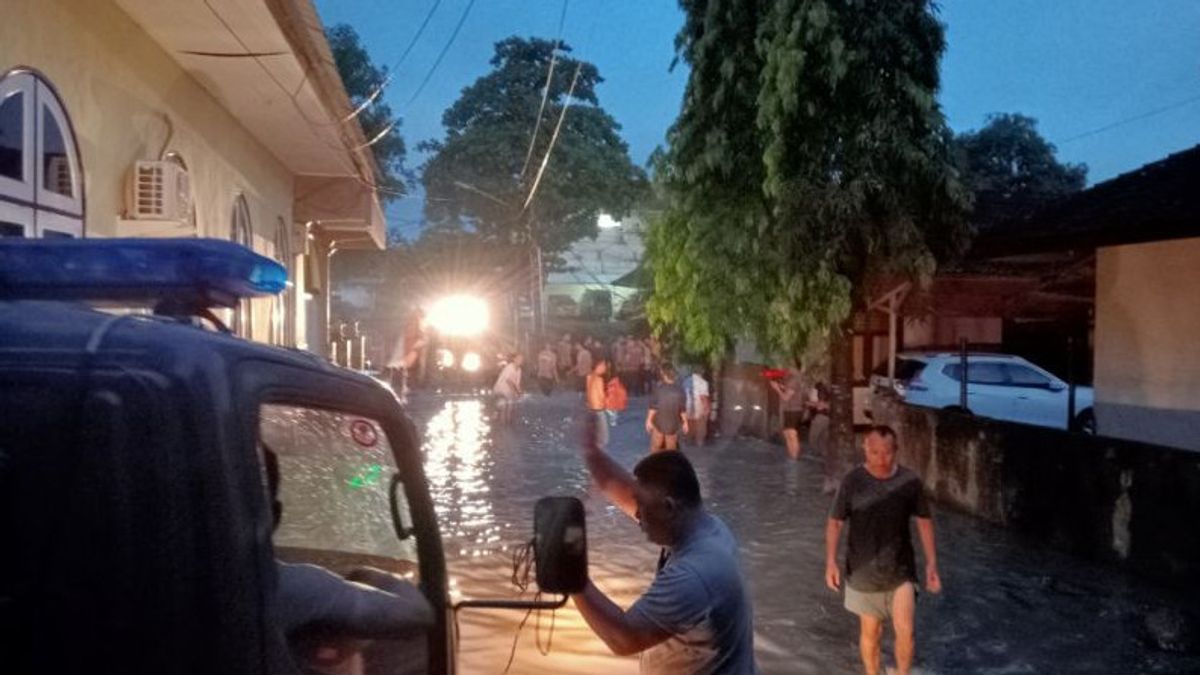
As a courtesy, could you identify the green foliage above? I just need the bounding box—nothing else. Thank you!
[420,37,648,262]
[327,24,407,200]
[955,113,1087,203]
[648,0,969,362]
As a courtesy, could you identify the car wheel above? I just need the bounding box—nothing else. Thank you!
[1074,409,1096,435]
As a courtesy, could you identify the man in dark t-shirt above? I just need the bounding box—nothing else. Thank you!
[825,425,941,675]
[647,364,688,452]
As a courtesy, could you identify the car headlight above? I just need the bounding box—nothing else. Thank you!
[461,351,482,372]
[436,349,456,369]
[428,295,489,337]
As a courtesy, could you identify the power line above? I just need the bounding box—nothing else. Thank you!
[522,62,583,213]
[406,0,479,107]
[338,0,445,125]
[519,0,571,181]
[1057,92,1200,144]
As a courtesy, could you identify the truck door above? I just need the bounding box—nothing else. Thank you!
[259,403,432,675]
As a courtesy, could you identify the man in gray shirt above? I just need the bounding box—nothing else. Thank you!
[647,364,689,452]
[574,418,758,674]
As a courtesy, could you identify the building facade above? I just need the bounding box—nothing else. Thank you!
[1,0,385,354]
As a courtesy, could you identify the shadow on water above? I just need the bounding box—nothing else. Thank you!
[409,392,1200,674]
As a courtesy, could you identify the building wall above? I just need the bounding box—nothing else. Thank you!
[1095,237,1200,451]
[871,394,1200,590]
[1,0,304,346]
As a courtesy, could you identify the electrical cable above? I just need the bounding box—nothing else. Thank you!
[519,0,572,181]
[1057,92,1200,144]
[406,0,479,107]
[338,0,445,125]
[521,62,583,213]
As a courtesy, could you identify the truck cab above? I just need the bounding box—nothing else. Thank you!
[0,239,583,675]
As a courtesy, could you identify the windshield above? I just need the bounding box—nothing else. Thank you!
[259,404,418,571]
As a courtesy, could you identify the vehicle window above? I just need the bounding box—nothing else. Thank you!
[0,90,22,181]
[873,358,926,380]
[943,361,1008,384]
[895,359,927,381]
[259,404,418,576]
[1006,364,1051,387]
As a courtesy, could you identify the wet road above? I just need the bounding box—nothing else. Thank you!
[408,390,1200,674]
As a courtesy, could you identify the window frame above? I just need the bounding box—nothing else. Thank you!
[0,73,34,203]
[0,68,85,237]
[230,195,254,339]
[272,217,293,346]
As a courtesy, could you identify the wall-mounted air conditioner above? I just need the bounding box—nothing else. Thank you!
[127,160,191,222]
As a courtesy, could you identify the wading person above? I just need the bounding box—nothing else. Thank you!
[587,357,611,449]
[574,421,758,673]
[385,308,426,404]
[492,353,523,426]
[807,381,834,493]
[768,364,808,460]
[825,426,942,675]
[647,364,688,452]
[684,367,711,448]
[575,342,594,392]
[536,342,558,396]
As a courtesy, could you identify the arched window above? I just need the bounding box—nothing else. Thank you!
[230,195,253,338]
[0,69,84,238]
[272,217,293,346]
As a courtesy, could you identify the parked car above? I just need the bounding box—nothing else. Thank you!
[870,352,1095,432]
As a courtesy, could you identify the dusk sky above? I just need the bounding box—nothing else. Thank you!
[313,1,1200,236]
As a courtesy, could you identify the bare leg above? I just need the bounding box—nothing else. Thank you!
[859,614,884,675]
[891,582,916,675]
[782,428,801,459]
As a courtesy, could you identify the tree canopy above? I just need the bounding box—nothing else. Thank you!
[420,37,647,262]
[327,24,407,200]
[954,113,1087,225]
[647,0,969,362]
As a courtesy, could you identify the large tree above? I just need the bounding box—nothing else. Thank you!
[648,0,970,458]
[420,37,647,261]
[954,113,1087,224]
[327,24,407,200]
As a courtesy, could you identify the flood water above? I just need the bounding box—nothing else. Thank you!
[408,390,1200,674]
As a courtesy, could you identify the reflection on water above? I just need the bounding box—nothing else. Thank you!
[413,393,1200,675]
[422,399,502,560]
[416,396,649,674]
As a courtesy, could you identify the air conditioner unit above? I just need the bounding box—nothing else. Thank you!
[128,160,191,222]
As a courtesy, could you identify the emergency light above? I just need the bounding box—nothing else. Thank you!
[0,238,287,308]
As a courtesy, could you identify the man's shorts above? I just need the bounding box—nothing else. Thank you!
[783,410,807,431]
[844,581,914,619]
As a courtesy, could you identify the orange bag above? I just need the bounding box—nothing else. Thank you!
[605,378,629,411]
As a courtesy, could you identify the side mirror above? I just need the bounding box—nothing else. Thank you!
[534,496,588,595]
[1048,380,1067,392]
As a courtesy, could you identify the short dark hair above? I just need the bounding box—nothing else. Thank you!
[867,424,898,445]
[633,451,702,508]
[660,363,676,379]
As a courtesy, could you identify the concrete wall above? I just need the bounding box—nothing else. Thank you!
[873,395,1200,588]
[1,0,304,346]
[1095,238,1200,451]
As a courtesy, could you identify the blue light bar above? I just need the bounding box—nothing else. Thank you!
[0,238,288,308]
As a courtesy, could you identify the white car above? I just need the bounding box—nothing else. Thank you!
[870,352,1095,432]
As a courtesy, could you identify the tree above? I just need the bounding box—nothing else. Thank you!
[954,113,1087,224]
[420,37,647,262]
[648,0,970,462]
[327,24,407,200]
